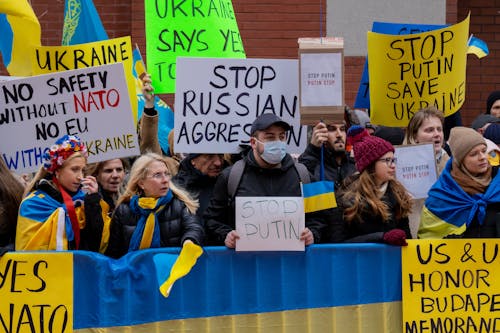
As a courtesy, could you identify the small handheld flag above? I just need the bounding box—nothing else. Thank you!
[467,35,489,59]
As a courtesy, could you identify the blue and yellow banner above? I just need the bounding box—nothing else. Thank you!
[2,245,402,332]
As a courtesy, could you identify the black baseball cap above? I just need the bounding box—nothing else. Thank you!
[250,113,291,135]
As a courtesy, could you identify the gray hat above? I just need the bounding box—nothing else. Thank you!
[471,114,500,130]
[250,113,290,135]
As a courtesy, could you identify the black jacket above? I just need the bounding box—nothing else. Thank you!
[204,151,326,245]
[330,180,411,243]
[172,157,227,220]
[298,144,356,189]
[106,197,204,258]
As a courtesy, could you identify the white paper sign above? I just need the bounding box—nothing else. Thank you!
[300,52,342,107]
[395,144,438,199]
[174,57,307,154]
[0,63,140,173]
[235,196,305,252]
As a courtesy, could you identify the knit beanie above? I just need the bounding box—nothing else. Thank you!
[484,123,500,144]
[486,91,500,114]
[347,125,394,172]
[448,127,486,165]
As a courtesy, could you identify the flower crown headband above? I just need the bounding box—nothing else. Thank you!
[43,135,88,173]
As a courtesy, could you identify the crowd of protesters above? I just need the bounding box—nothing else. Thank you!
[1,83,499,257]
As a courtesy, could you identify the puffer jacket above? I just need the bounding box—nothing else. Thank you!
[204,151,326,245]
[106,197,204,258]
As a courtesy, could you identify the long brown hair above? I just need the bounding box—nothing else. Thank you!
[340,167,412,223]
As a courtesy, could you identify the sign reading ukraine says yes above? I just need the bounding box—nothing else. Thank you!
[0,63,140,173]
[367,15,470,127]
[144,0,246,93]
[0,252,73,333]
[174,57,307,154]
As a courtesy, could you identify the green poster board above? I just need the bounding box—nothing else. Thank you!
[145,0,246,93]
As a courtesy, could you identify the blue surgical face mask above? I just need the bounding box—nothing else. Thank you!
[256,139,287,164]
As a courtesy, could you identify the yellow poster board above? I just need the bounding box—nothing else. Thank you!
[402,239,500,331]
[30,36,138,123]
[367,15,470,127]
[0,252,73,332]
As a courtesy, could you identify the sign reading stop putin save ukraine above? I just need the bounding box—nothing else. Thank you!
[0,63,140,174]
[145,0,246,93]
[367,15,469,127]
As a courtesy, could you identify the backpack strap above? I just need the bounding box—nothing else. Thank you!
[294,162,311,184]
[227,159,246,201]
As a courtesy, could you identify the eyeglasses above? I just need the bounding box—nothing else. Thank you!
[378,157,397,166]
[147,171,171,180]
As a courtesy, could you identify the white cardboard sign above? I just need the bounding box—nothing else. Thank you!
[395,144,438,199]
[174,57,307,154]
[0,63,140,173]
[235,196,305,252]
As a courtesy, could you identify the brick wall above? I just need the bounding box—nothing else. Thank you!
[1,0,496,126]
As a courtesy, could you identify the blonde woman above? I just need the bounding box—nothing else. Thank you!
[106,153,204,258]
[16,135,110,252]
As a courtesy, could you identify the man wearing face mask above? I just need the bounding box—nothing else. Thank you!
[204,113,326,247]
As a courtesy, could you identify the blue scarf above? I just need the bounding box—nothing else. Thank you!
[425,160,500,228]
[128,190,173,252]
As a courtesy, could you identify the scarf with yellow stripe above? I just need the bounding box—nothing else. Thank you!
[128,190,173,251]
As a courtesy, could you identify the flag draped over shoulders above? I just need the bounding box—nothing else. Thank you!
[419,160,500,239]
[0,0,41,76]
[16,190,86,250]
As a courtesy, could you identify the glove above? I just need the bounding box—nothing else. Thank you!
[383,229,408,246]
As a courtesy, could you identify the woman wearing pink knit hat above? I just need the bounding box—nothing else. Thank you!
[330,126,412,245]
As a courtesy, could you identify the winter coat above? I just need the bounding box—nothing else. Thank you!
[106,197,204,258]
[203,151,327,245]
[330,181,411,243]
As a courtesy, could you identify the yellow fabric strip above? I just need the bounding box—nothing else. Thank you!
[417,206,466,239]
[159,242,203,297]
[75,301,401,333]
[304,192,337,213]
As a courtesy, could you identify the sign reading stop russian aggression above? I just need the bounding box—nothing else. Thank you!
[174,57,307,154]
[0,63,140,173]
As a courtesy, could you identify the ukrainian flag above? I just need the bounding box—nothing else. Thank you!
[467,35,489,59]
[418,160,500,239]
[302,180,337,213]
[0,0,41,76]
[62,0,108,45]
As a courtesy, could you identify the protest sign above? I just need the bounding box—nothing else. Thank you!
[235,196,305,251]
[144,0,246,93]
[367,15,469,127]
[0,252,73,333]
[402,239,500,332]
[174,57,307,154]
[31,36,138,123]
[0,63,140,173]
[395,144,437,199]
[354,22,446,110]
[298,37,344,125]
